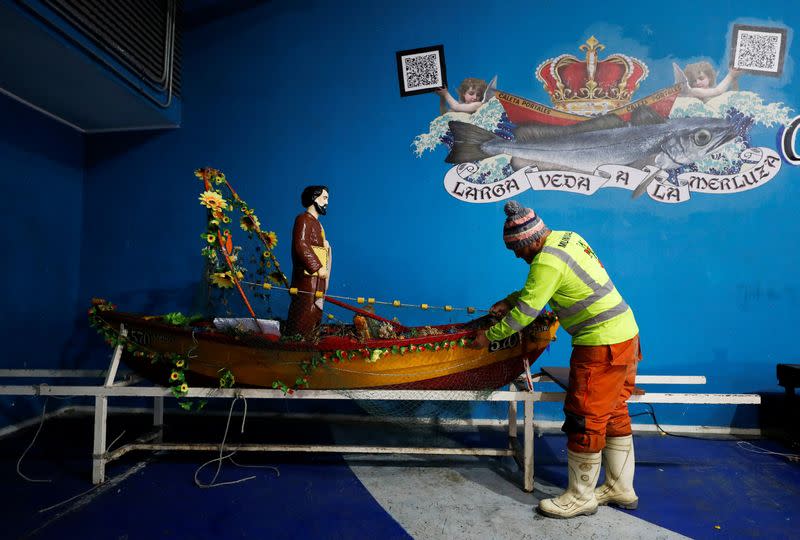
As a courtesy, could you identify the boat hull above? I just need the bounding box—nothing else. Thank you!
[98,311,558,390]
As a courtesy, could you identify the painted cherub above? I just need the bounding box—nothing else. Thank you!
[676,61,742,102]
[435,77,489,115]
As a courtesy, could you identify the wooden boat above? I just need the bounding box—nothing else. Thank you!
[95,308,559,391]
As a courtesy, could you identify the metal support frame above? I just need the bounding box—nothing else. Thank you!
[0,337,761,490]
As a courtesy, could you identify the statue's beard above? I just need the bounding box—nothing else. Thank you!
[314,202,327,215]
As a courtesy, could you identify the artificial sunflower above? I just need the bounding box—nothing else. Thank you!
[199,190,228,211]
[175,359,185,368]
[264,231,278,249]
[170,371,180,381]
[210,271,235,288]
[240,214,261,232]
[205,233,216,244]
[179,383,189,393]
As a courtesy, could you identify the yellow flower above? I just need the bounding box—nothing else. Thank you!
[213,173,226,184]
[209,219,219,228]
[180,383,189,393]
[264,231,278,249]
[170,371,180,381]
[175,359,185,367]
[199,190,228,211]
[206,234,216,244]
[210,272,235,288]
[240,214,261,232]
[194,169,204,179]
[222,215,231,224]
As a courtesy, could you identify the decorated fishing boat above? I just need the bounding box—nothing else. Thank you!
[91,303,558,392]
[89,167,559,396]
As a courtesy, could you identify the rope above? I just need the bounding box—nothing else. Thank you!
[193,396,279,488]
[241,280,487,315]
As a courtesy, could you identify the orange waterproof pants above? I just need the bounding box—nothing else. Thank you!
[562,335,641,453]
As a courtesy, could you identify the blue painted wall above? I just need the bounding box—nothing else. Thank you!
[0,95,84,428]
[75,0,800,427]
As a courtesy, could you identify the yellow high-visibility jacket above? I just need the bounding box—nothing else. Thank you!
[486,231,638,346]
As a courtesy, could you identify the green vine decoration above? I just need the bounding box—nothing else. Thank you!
[268,310,558,395]
[88,299,205,410]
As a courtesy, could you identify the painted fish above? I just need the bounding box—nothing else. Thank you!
[445,107,737,175]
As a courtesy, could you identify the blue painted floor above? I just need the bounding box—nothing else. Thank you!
[532,433,800,539]
[1,411,798,539]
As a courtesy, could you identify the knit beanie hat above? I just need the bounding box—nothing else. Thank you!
[503,200,548,250]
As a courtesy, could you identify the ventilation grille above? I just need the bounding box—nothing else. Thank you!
[43,0,182,97]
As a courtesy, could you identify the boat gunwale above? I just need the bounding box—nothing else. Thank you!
[98,311,490,352]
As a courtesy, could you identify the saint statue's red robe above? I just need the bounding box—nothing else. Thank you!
[284,212,329,337]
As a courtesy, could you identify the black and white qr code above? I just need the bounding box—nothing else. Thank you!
[734,30,783,73]
[403,52,443,90]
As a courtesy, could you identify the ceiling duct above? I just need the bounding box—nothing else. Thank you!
[0,0,182,132]
[42,0,182,103]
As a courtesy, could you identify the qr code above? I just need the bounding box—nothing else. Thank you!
[403,51,442,91]
[734,30,783,73]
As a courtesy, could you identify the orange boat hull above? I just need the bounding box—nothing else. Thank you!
[99,311,558,390]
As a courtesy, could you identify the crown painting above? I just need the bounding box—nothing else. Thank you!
[412,32,794,205]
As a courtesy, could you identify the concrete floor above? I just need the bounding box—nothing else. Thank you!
[1,409,798,539]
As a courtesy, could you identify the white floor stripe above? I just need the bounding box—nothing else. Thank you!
[346,457,689,540]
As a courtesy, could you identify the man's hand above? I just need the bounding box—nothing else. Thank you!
[468,330,490,349]
[490,300,511,318]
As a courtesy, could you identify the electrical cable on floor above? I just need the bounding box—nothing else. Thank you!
[17,397,52,483]
[630,403,741,441]
[735,441,800,462]
[193,396,279,488]
[18,393,127,485]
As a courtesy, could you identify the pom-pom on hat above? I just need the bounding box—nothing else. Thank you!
[503,200,548,251]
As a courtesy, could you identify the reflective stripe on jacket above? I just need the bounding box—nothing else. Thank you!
[486,231,638,346]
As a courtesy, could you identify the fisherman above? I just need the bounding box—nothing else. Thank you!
[470,200,641,518]
[284,185,331,338]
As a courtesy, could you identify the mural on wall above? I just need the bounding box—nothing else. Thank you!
[408,26,796,205]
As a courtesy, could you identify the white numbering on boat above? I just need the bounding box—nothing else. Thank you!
[489,333,520,352]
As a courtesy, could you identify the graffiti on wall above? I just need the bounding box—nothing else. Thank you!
[411,28,795,205]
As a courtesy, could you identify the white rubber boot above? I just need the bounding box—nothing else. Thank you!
[595,435,638,509]
[537,450,601,519]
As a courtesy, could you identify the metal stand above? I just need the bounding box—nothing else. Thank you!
[0,336,762,491]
